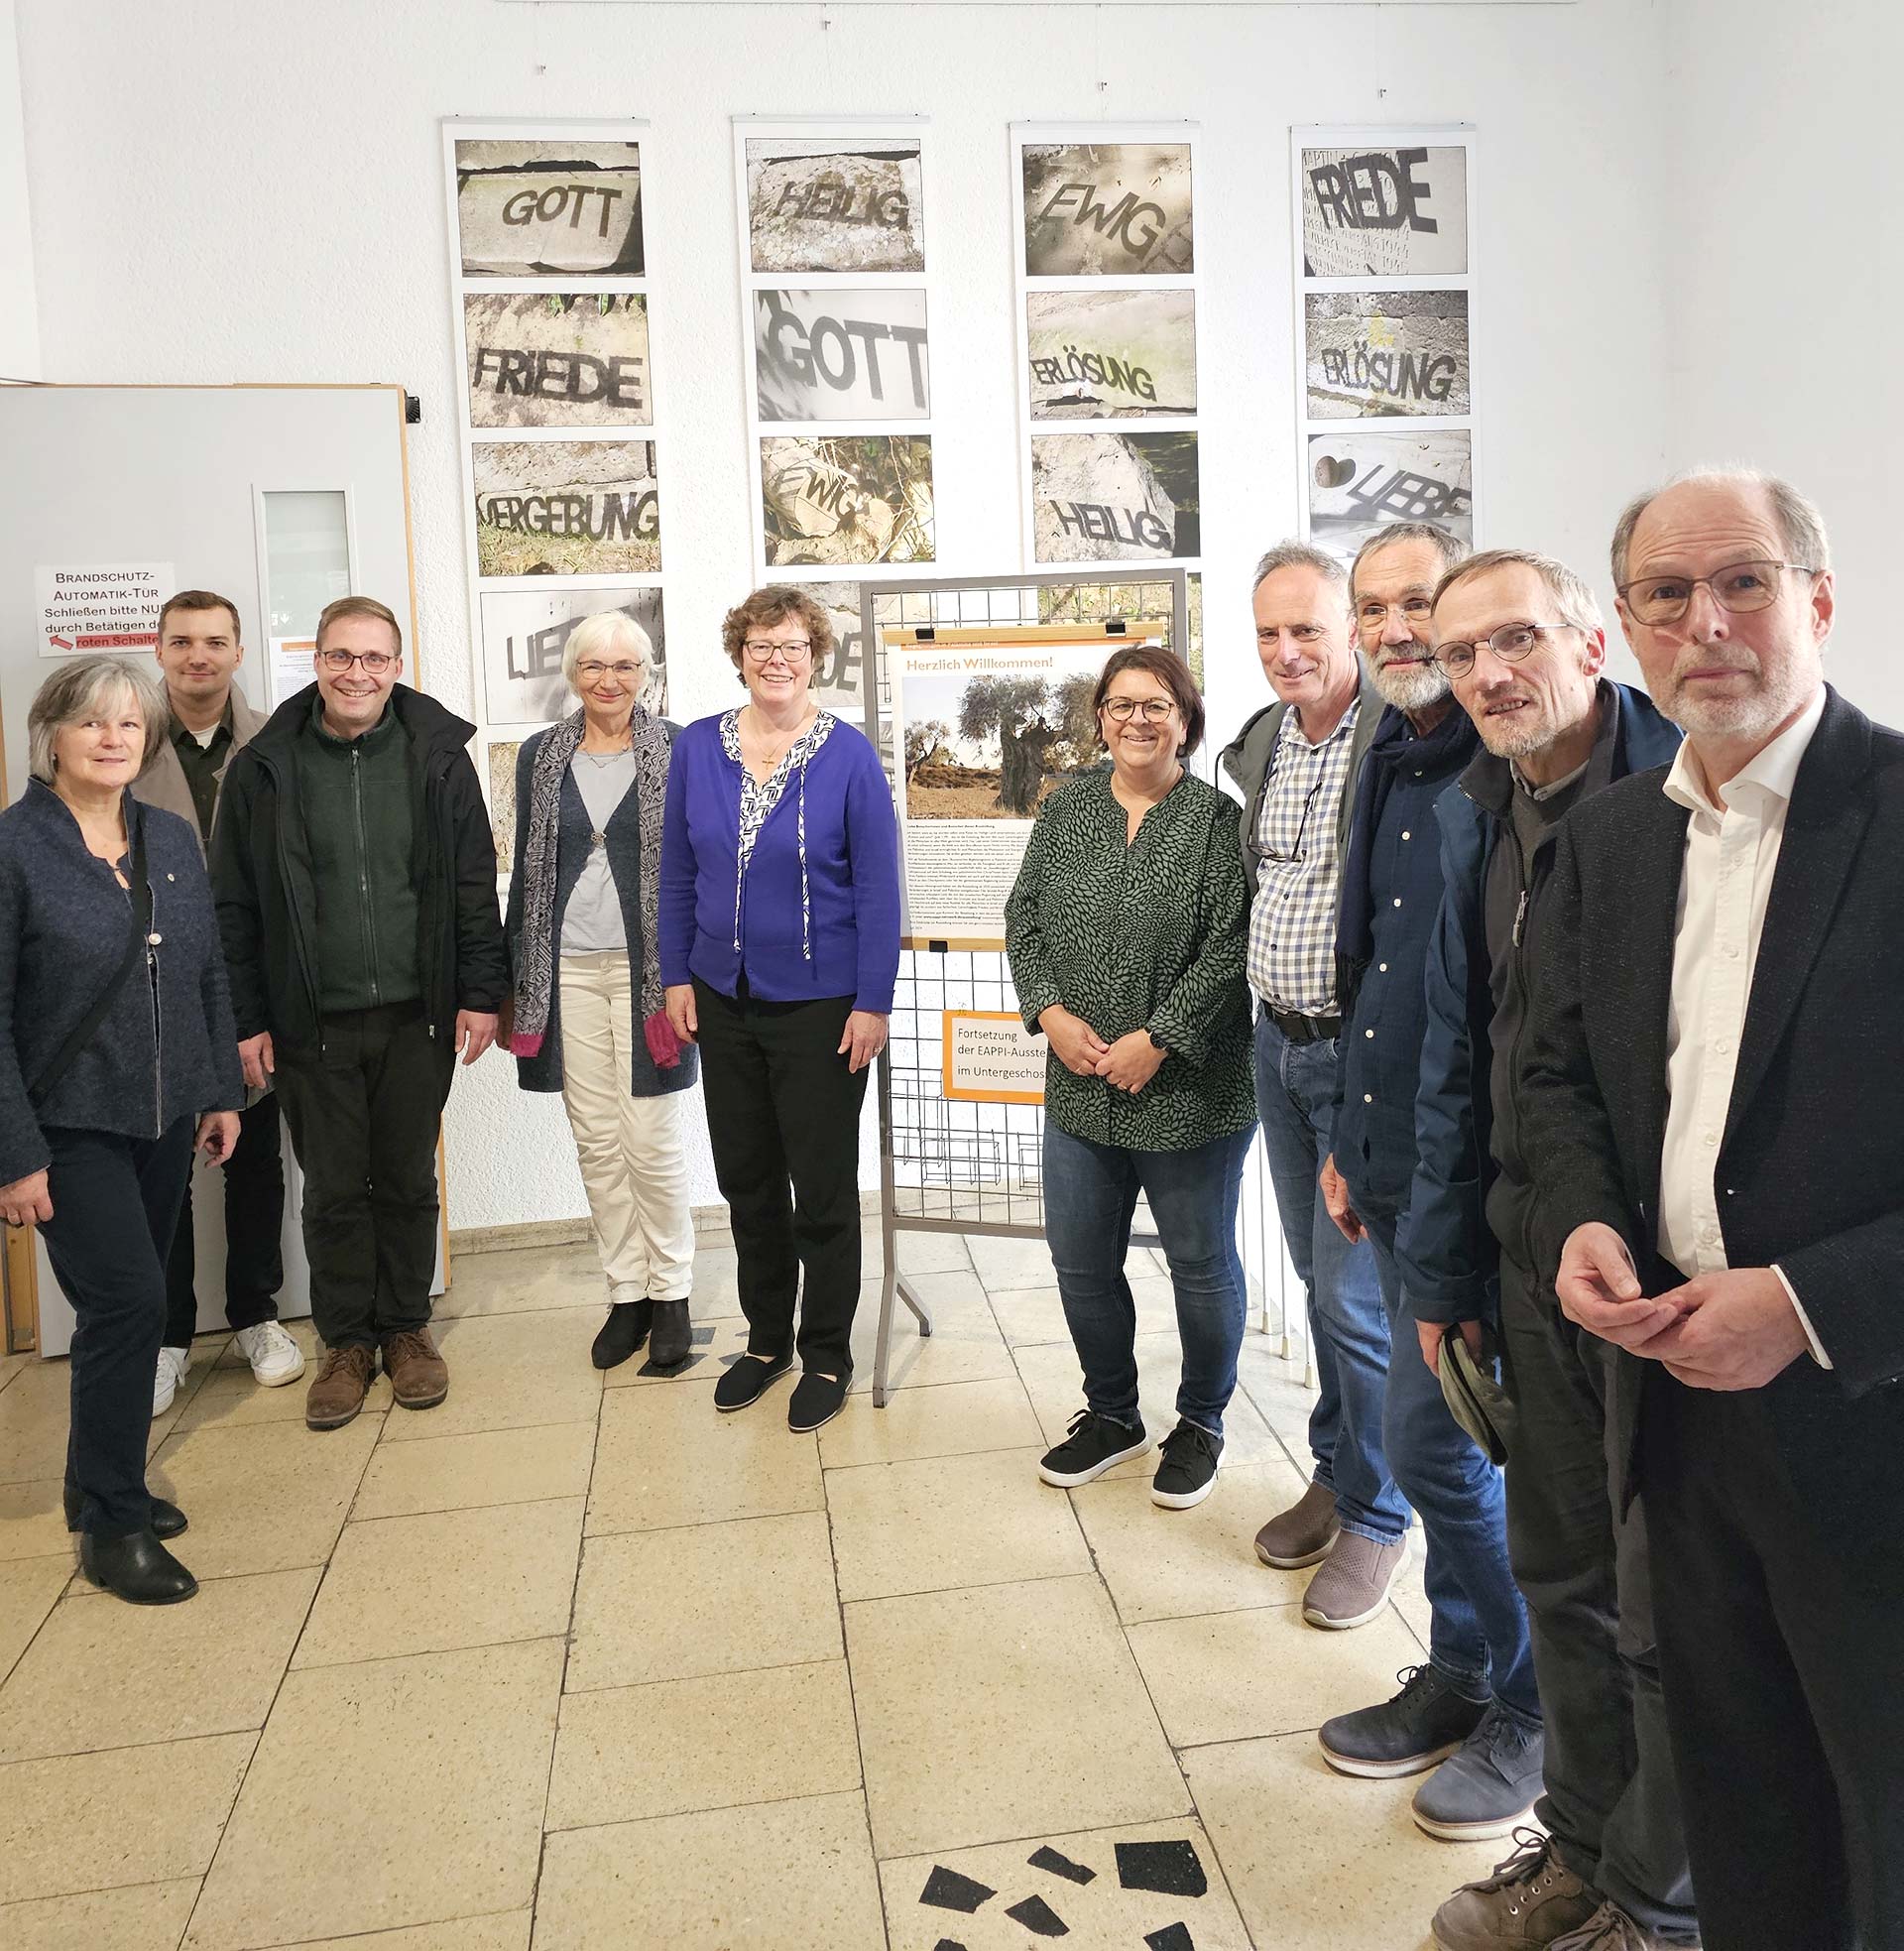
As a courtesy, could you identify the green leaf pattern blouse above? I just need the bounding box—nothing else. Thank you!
[1005,769,1255,1152]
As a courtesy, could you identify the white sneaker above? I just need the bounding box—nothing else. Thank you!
[152,1345,190,1417]
[234,1319,305,1388]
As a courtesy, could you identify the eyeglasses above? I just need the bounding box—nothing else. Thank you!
[1615,559,1818,628]
[1101,696,1177,724]
[575,661,642,683]
[1262,779,1324,866]
[1357,596,1434,628]
[317,649,396,674]
[1431,620,1578,679]
[743,639,811,663]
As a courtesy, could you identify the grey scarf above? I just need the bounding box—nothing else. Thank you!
[510,704,670,1055]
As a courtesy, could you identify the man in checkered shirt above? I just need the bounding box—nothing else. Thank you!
[1219,542,1386,1612]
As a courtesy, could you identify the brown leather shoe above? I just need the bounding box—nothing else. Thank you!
[381,1327,449,1410]
[1254,1478,1343,1568]
[305,1345,377,1430]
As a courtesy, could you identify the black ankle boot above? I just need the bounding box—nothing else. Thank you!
[649,1298,692,1370]
[591,1299,653,1371]
[64,1485,186,1539]
[79,1528,198,1605]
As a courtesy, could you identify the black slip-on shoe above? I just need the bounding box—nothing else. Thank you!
[65,1485,186,1539]
[1151,1420,1224,1509]
[713,1350,793,1411]
[591,1299,654,1370]
[1036,1408,1150,1487]
[787,1370,850,1433]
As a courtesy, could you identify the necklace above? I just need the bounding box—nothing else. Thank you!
[742,706,811,776]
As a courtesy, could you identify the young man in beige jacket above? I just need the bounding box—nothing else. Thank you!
[135,590,301,1409]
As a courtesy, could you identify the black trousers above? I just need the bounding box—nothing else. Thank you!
[693,978,866,1376]
[1642,1373,1904,1951]
[163,1090,285,1344]
[272,1002,453,1350]
[40,1118,193,1536]
[1497,1256,1696,1940]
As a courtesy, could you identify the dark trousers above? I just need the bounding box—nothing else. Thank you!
[1642,1374,1904,1951]
[273,1002,453,1350]
[1498,1256,1696,1940]
[163,1091,285,1344]
[693,978,866,1377]
[40,1118,193,1536]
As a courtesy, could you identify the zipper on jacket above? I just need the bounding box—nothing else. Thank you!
[145,875,163,1139]
[351,748,382,1006]
[1511,889,1529,948]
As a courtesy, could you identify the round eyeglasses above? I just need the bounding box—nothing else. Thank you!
[1101,696,1177,724]
[1431,620,1578,680]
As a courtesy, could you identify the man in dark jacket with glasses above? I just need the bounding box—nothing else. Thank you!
[213,595,506,1433]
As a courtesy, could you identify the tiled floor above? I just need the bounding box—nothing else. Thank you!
[0,1229,1497,1949]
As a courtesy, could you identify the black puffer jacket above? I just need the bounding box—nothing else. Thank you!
[211,684,506,1057]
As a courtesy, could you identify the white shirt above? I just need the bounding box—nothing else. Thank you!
[1656,685,1832,1366]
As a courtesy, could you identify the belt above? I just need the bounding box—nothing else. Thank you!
[1265,1005,1340,1045]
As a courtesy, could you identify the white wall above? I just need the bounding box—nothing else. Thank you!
[1663,0,1902,721]
[0,0,40,379]
[11,0,1679,1232]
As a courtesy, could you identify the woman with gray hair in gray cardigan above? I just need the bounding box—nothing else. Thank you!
[0,657,242,1605]
[505,610,698,1373]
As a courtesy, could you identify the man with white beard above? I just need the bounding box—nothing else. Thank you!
[1398,548,1695,1951]
[1309,525,1547,1845]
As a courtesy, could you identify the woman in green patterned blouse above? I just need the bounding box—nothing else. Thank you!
[1006,646,1255,1511]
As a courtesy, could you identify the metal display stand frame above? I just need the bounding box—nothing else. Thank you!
[858,568,1191,1405]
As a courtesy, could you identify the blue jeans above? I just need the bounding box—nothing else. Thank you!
[1252,1012,1401,1537]
[1365,1208,1540,1722]
[1042,1121,1252,1437]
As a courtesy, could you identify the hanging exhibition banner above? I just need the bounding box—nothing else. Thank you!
[736,120,937,587]
[1293,127,1480,561]
[35,561,174,655]
[887,628,1161,945]
[454,139,645,277]
[1298,143,1469,279]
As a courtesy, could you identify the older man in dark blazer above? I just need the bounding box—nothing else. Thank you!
[1519,469,1904,1951]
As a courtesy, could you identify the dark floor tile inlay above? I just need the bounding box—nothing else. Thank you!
[920,1865,996,1913]
[1115,1839,1208,1898]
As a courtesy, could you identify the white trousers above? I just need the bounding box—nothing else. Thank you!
[557,951,695,1301]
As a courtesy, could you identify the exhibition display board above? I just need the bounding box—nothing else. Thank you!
[1291,125,1482,559]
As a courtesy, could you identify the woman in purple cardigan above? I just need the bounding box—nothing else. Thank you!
[660,586,899,1433]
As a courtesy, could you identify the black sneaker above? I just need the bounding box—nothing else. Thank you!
[1319,1664,1490,1778]
[713,1350,793,1412]
[1412,1701,1545,1842]
[1151,1420,1224,1509]
[591,1299,653,1371]
[1037,1409,1150,1487]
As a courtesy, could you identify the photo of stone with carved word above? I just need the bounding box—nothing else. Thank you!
[1307,428,1474,560]
[1021,143,1193,278]
[455,139,644,278]
[1300,145,1468,279]
[1030,430,1200,563]
[478,584,666,727]
[1305,290,1470,420]
[760,433,935,567]
[1026,289,1196,419]
[747,137,926,275]
[755,288,931,424]
[471,440,660,576]
[464,293,652,430]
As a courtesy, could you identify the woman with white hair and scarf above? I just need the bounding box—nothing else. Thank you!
[659,585,899,1434]
[505,609,697,1373]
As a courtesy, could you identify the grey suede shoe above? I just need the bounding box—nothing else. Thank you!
[1254,1478,1342,1567]
[1301,1529,1409,1629]
[1412,1702,1545,1842]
